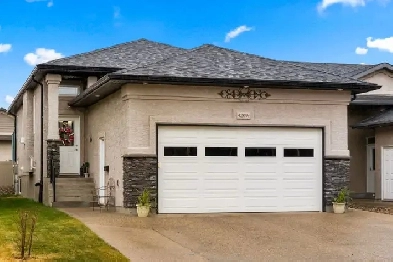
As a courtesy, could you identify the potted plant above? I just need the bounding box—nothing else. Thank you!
[83,162,90,178]
[332,187,351,214]
[136,189,151,217]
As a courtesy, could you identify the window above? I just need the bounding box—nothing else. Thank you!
[205,147,238,156]
[284,148,314,157]
[367,137,375,145]
[59,85,80,96]
[245,147,276,157]
[164,147,197,156]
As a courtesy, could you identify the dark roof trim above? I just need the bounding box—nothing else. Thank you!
[354,63,393,79]
[8,65,121,114]
[69,73,380,107]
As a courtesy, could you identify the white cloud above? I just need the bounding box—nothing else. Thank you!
[114,7,121,19]
[317,0,389,12]
[355,47,368,55]
[26,0,53,7]
[225,25,253,43]
[5,95,14,105]
[366,36,393,53]
[0,44,12,53]
[24,48,64,66]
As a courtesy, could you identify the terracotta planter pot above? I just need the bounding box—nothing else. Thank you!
[136,205,150,217]
[333,202,346,214]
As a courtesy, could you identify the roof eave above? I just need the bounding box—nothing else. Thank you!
[68,74,380,107]
[7,64,122,114]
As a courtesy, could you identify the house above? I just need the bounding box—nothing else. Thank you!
[0,108,14,161]
[8,38,392,213]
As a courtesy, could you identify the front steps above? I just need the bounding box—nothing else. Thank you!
[48,177,96,208]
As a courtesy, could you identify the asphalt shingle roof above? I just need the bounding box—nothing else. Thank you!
[114,44,370,85]
[353,109,393,128]
[283,62,376,78]
[44,39,186,68]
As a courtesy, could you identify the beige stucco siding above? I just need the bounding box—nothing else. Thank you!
[360,70,393,96]
[85,91,126,206]
[0,141,12,161]
[347,107,377,193]
[375,126,393,199]
[123,84,351,157]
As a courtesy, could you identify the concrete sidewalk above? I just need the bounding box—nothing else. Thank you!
[62,208,393,261]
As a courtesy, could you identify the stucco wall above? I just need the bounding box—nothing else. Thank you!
[360,70,393,96]
[123,84,351,157]
[375,126,393,199]
[0,141,12,161]
[85,91,126,206]
[347,106,378,193]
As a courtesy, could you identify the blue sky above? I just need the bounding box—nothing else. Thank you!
[1,0,393,108]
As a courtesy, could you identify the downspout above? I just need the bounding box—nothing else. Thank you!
[8,111,17,194]
[32,75,44,204]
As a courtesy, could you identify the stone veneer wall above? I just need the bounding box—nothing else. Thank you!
[323,157,350,207]
[47,140,60,179]
[123,156,157,208]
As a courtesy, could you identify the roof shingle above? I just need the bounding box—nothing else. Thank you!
[44,38,186,69]
[113,44,371,85]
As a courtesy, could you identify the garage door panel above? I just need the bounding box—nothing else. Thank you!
[158,126,322,214]
[203,180,239,190]
[162,180,199,190]
[244,180,279,190]
[162,198,199,210]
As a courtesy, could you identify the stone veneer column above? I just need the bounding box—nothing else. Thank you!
[323,157,350,208]
[123,155,157,208]
[47,140,61,179]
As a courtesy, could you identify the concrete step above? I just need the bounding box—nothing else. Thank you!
[56,195,94,202]
[55,177,94,182]
[52,201,96,208]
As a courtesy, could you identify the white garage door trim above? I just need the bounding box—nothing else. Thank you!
[158,125,323,214]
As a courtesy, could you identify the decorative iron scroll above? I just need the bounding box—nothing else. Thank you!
[218,87,271,100]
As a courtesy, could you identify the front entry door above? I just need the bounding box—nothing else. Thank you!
[367,145,375,193]
[383,147,393,200]
[59,117,80,174]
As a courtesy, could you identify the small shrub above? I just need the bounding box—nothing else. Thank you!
[137,189,151,207]
[15,210,37,259]
[333,187,352,204]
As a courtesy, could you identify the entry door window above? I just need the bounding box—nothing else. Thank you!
[59,120,75,146]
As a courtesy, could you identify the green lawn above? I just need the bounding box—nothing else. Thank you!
[0,197,128,261]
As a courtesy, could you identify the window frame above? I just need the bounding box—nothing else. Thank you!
[58,85,81,97]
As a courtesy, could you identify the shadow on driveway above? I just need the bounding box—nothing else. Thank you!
[61,208,393,261]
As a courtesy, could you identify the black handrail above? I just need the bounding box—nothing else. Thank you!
[49,149,56,203]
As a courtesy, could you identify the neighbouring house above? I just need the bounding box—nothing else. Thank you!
[8,39,393,213]
[0,108,13,161]
[0,108,15,196]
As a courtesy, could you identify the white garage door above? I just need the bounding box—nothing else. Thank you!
[158,126,322,214]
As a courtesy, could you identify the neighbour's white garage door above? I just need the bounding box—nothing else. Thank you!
[158,126,322,214]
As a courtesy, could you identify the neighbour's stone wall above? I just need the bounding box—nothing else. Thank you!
[47,140,60,178]
[0,186,14,196]
[123,156,157,208]
[324,157,350,206]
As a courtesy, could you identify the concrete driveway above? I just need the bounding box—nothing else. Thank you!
[62,208,393,261]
